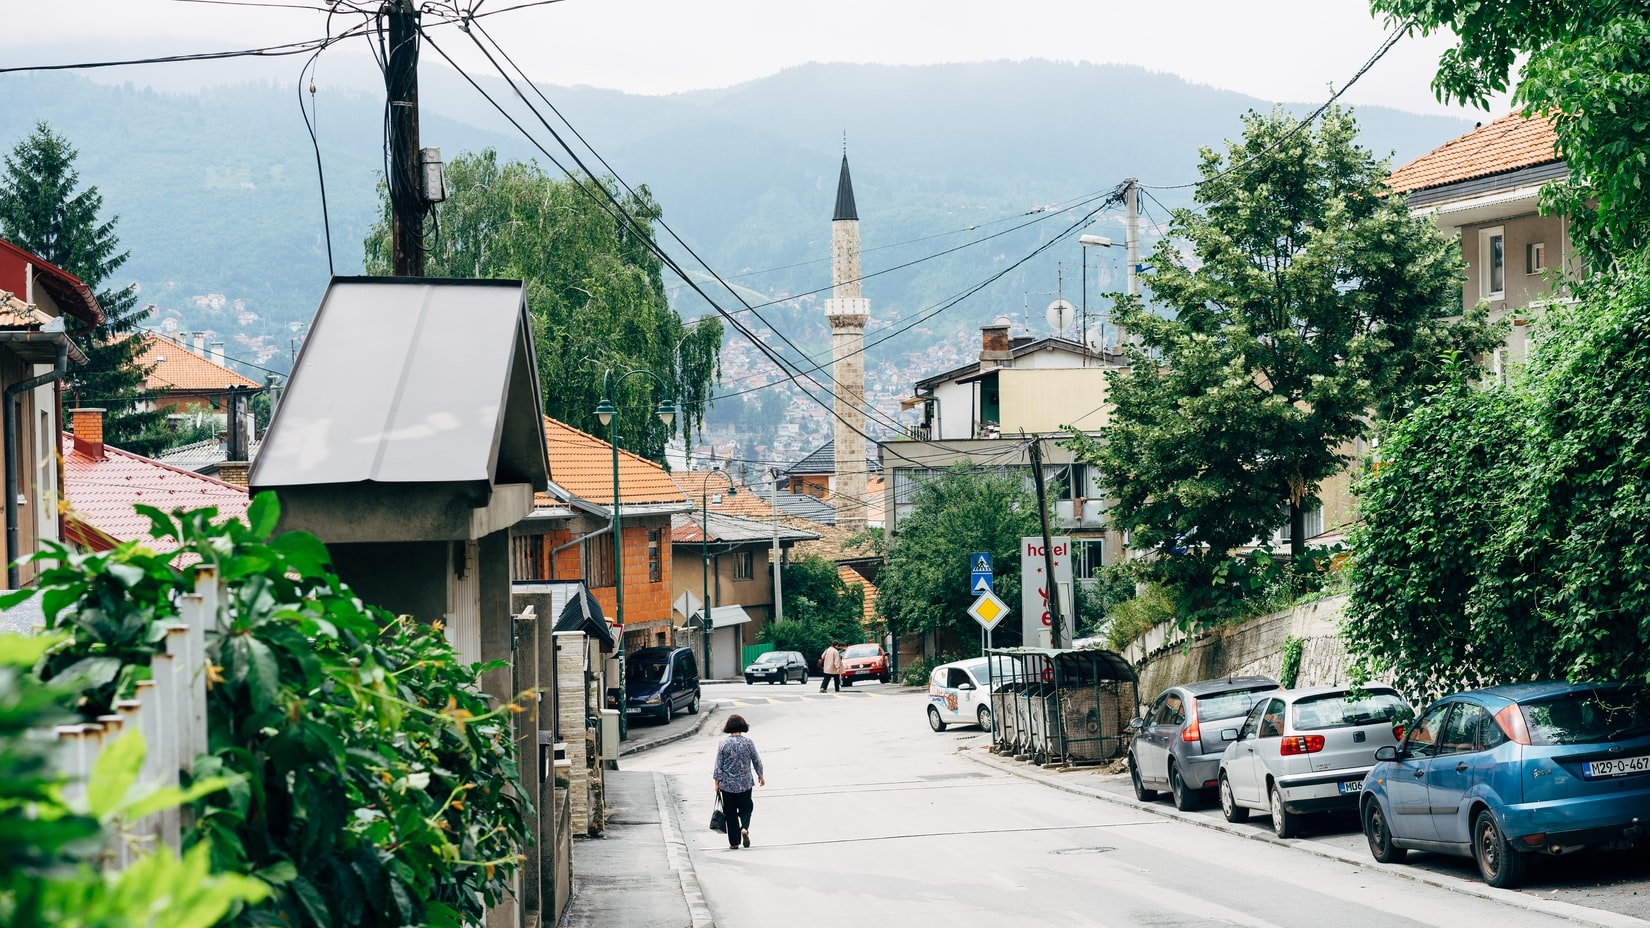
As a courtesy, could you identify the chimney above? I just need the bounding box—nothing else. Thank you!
[979,320,1012,370]
[210,341,226,368]
[192,331,206,357]
[71,407,106,460]
[217,461,250,488]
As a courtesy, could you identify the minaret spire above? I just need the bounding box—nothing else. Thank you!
[826,145,869,532]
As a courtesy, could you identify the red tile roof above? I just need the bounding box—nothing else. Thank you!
[134,333,262,393]
[62,435,249,552]
[0,239,103,325]
[539,416,687,507]
[1387,111,1562,194]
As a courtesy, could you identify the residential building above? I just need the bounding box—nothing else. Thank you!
[0,239,97,588]
[133,331,264,416]
[670,509,818,678]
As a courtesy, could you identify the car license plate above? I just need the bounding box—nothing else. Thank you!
[1338,780,1363,794]
[1584,754,1650,778]
[626,707,641,715]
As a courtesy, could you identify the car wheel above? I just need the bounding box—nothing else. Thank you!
[1473,810,1526,888]
[800,671,809,685]
[775,674,785,685]
[1269,782,1300,839]
[977,705,993,731]
[745,676,755,685]
[1170,763,1201,812]
[1129,755,1158,802]
[1219,773,1249,823]
[1363,800,1406,863]
[880,673,890,684]
[657,703,673,723]
[928,705,947,732]
[687,692,700,715]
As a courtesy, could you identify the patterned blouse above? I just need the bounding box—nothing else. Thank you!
[713,735,764,793]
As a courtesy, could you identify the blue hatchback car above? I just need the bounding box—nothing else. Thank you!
[1359,682,1650,887]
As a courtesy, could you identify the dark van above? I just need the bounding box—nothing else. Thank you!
[625,646,701,723]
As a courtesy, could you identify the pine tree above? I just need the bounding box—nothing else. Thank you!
[0,122,165,455]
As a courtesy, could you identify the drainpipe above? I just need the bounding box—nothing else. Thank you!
[549,521,611,581]
[6,342,68,588]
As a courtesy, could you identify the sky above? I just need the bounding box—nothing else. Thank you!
[0,0,1510,118]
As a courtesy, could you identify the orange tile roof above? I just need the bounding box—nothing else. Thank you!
[541,416,687,506]
[1387,111,1561,194]
[62,434,249,552]
[837,564,879,627]
[135,334,262,393]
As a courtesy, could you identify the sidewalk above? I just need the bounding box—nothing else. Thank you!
[558,768,711,928]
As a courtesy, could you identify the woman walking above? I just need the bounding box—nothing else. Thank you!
[712,714,765,849]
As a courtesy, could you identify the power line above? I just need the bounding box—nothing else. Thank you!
[0,32,363,75]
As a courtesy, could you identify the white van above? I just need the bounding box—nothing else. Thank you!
[926,657,1018,732]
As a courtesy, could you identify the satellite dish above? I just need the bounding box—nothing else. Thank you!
[1045,299,1076,334]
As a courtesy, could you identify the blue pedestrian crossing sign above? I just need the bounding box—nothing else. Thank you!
[969,551,994,594]
[972,552,992,573]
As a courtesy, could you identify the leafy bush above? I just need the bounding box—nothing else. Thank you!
[7,494,528,928]
[1103,585,1177,652]
[898,652,961,688]
[762,555,868,664]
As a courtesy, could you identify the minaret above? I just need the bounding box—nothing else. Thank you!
[826,149,870,533]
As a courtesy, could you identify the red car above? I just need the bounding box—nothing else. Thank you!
[839,643,890,685]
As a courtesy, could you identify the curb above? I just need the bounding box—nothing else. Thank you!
[962,748,1650,928]
[653,771,716,928]
[620,702,722,758]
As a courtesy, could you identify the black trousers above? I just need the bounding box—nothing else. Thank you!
[722,789,754,846]
[819,673,840,692]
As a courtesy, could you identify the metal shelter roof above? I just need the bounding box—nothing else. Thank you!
[250,277,548,493]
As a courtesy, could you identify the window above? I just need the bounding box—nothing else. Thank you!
[1526,241,1546,275]
[1153,693,1185,726]
[648,530,662,583]
[1257,698,1286,738]
[1072,538,1105,580]
[1405,703,1451,759]
[1441,702,1494,754]
[1480,227,1506,299]
[734,549,755,580]
[511,534,547,581]
[586,532,615,588]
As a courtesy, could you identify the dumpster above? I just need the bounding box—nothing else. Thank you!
[987,647,1137,766]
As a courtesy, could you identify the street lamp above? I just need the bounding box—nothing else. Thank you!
[595,368,676,740]
[1079,233,1114,358]
[699,470,736,681]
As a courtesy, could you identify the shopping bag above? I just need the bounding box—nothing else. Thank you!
[710,791,726,832]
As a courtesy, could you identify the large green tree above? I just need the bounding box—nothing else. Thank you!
[1347,251,1650,698]
[1372,0,1650,259]
[0,123,165,454]
[364,150,721,460]
[875,463,1039,653]
[1065,107,1499,624]
[761,554,868,659]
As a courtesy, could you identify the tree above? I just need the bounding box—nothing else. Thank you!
[761,554,867,660]
[1065,107,1499,625]
[1346,251,1650,698]
[364,150,721,460]
[1372,1,1650,259]
[0,123,166,454]
[875,464,1039,652]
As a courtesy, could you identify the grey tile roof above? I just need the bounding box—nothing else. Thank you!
[786,440,882,476]
[672,510,821,545]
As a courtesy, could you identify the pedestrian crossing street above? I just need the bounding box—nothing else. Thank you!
[716,686,906,707]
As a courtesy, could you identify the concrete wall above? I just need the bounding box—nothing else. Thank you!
[1124,595,1357,708]
[998,368,1110,432]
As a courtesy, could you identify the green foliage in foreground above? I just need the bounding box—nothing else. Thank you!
[6,494,528,928]
[1346,250,1650,700]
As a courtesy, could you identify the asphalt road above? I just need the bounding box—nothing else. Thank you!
[627,684,1650,928]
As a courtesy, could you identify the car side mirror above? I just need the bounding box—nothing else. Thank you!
[1374,745,1401,762]
[1221,728,1239,742]
[957,682,976,691]
[1128,717,1145,730]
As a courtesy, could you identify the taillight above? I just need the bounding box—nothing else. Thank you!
[1182,697,1201,742]
[1495,704,1532,745]
[1279,735,1325,755]
[1392,724,1406,742]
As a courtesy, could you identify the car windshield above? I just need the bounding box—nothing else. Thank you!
[753,653,786,664]
[628,661,668,683]
[1292,690,1412,731]
[1194,687,1277,722]
[844,645,880,658]
[1521,686,1650,745]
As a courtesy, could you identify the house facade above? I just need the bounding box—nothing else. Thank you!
[0,239,98,588]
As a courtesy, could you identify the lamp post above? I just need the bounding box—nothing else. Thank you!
[595,369,676,740]
[700,470,736,680]
[1079,233,1114,359]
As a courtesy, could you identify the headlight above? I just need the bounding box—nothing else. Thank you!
[644,695,662,705]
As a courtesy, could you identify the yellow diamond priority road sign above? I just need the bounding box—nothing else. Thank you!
[968,589,1011,631]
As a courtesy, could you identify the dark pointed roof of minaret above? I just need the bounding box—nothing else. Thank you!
[832,155,858,222]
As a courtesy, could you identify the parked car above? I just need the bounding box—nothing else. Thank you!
[1359,682,1650,888]
[1128,676,1280,811]
[625,646,701,723]
[927,656,1020,732]
[1218,684,1413,838]
[840,643,890,685]
[745,650,809,685]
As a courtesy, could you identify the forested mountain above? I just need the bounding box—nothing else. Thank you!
[0,59,1473,405]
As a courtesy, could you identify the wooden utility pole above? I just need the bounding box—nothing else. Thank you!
[1027,437,1065,648]
[386,0,424,277]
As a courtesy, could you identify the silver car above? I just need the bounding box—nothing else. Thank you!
[1128,676,1280,811]
[1217,685,1414,838]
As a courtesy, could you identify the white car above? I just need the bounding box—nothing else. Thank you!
[1216,684,1414,838]
[927,657,1019,732]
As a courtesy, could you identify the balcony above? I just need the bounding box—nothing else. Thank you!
[1056,498,1106,530]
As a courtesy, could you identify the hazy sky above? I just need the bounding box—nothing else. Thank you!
[1,0,1509,117]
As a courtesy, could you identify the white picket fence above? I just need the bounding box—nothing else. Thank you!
[51,566,218,866]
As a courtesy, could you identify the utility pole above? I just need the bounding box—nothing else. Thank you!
[1027,437,1065,648]
[1124,177,1141,299]
[770,469,783,623]
[386,0,425,277]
